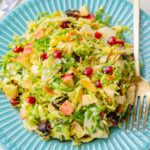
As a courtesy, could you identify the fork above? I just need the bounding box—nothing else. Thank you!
[125,0,150,131]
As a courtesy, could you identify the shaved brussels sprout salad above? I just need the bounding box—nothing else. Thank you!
[0,6,136,145]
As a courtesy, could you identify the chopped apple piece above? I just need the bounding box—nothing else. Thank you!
[23,43,33,54]
[82,94,97,106]
[16,54,31,69]
[35,28,45,39]
[62,74,74,87]
[3,84,18,99]
[60,100,74,116]
[103,86,115,98]
[71,122,85,138]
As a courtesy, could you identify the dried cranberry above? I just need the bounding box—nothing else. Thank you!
[130,53,134,60]
[65,9,79,18]
[117,89,123,95]
[95,80,102,88]
[107,36,116,46]
[60,21,70,29]
[121,53,127,60]
[107,112,120,126]
[52,102,59,110]
[40,53,48,61]
[38,121,51,136]
[57,96,68,104]
[26,96,36,104]
[95,31,102,39]
[13,46,24,53]
[72,52,80,62]
[10,99,20,106]
[53,51,62,59]
[83,67,93,77]
[103,66,113,74]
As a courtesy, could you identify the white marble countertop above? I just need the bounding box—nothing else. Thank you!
[0,0,149,150]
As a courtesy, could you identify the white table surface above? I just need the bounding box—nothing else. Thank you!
[0,0,149,150]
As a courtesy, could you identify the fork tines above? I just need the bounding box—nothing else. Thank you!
[125,95,150,131]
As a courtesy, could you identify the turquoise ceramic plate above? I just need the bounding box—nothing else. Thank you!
[0,0,150,149]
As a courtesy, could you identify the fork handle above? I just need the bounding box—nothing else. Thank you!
[134,0,140,76]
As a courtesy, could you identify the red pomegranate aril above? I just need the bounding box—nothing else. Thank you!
[40,53,48,61]
[53,51,62,59]
[95,31,102,39]
[26,96,36,104]
[10,99,20,106]
[84,14,91,19]
[95,80,102,88]
[83,67,93,77]
[13,46,24,53]
[84,14,95,20]
[103,66,113,74]
[107,36,116,46]
[60,21,70,29]
[115,40,125,47]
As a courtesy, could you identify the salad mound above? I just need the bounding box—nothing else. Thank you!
[0,6,136,145]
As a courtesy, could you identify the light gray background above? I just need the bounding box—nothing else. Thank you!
[130,0,150,15]
[0,0,149,150]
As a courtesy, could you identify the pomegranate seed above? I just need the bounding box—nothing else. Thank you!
[115,40,124,47]
[26,96,36,104]
[13,46,24,53]
[95,31,102,39]
[83,14,95,20]
[83,67,93,77]
[53,51,62,59]
[103,66,113,74]
[107,36,116,46]
[84,14,91,19]
[107,36,125,47]
[95,80,102,88]
[40,53,48,61]
[10,99,20,106]
[60,21,70,29]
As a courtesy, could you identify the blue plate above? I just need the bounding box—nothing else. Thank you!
[0,0,150,150]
